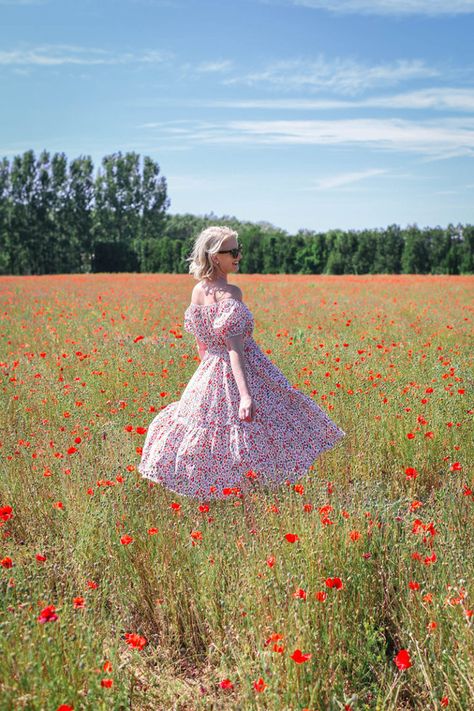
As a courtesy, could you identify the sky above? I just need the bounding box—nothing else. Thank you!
[1,0,474,233]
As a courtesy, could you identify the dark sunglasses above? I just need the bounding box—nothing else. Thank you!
[217,246,243,258]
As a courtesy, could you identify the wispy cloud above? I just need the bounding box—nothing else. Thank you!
[141,117,474,157]
[194,60,234,73]
[193,88,474,113]
[288,0,474,16]
[224,56,439,95]
[310,169,387,190]
[0,44,172,66]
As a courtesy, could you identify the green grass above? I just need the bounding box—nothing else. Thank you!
[0,273,472,710]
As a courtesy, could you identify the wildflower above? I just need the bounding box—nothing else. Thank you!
[290,649,312,664]
[124,632,147,650]
[293,588,307,600]
[264,632,283,647]
[0,505,13,521]
[394,649,412,670]
[253,677,267,692]
[38,605,58,624]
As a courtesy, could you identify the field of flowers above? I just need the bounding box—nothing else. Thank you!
[0,273,473,711]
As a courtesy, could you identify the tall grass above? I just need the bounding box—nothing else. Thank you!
[0,274,472,710]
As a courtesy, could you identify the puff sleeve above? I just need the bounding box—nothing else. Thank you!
[183,309,195,335]
[212,299,253,340]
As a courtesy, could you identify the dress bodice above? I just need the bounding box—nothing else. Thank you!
[184,296,254,349]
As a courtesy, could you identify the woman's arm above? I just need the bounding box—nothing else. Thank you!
[195,337,207,361]
[225,334,251,398]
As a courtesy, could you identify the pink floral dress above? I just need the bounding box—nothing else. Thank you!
[138,297,345,499]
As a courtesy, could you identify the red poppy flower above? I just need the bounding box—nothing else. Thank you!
[38,605,58,624]
[124,632,147,650]
[253,677,267,692]
[290,649,312,664]
[285,533,299,543]
[394,649,412,670]
[293,588,307,600]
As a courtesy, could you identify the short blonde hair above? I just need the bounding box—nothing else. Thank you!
[186,226,239,281]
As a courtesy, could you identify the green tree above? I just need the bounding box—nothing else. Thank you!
[67,156,95,273]
[352,230,377,274]
[9,150,38,274]
[373,224,404,273]
[0,158,11,274]
[401,224,431,274]
[459,225,474,273]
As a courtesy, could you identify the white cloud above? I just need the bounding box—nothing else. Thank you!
[373,88,474,112]
[202,88,474,113]
[311,169,387,190]
[195,60,234,73]
[224,56,439,95]
[0,44,172,66]
[289,0,474,16]
[141,116,474,157]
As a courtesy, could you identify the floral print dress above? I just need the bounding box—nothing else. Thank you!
[138,296,345,500]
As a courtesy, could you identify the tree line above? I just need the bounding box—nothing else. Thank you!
[0,150,473,275]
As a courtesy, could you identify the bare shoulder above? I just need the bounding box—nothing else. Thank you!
[228,285,243,302]
[191,283,204,303]
[191,281,243,304]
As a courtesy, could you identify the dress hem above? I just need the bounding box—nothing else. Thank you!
[138,428,345,500]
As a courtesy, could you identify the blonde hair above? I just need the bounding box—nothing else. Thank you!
[186,226,239,281]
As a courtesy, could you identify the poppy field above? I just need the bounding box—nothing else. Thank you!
[0,273,473,711]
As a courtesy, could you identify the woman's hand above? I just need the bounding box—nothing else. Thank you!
[239,395,255,422]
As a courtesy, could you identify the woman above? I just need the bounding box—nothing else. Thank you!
[138,226,345,515]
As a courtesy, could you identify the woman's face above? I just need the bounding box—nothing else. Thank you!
[213,237,242,275]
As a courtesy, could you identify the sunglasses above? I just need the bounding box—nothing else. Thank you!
[217,246,243,258]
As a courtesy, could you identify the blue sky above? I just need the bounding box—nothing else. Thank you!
[1,0,474,232]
